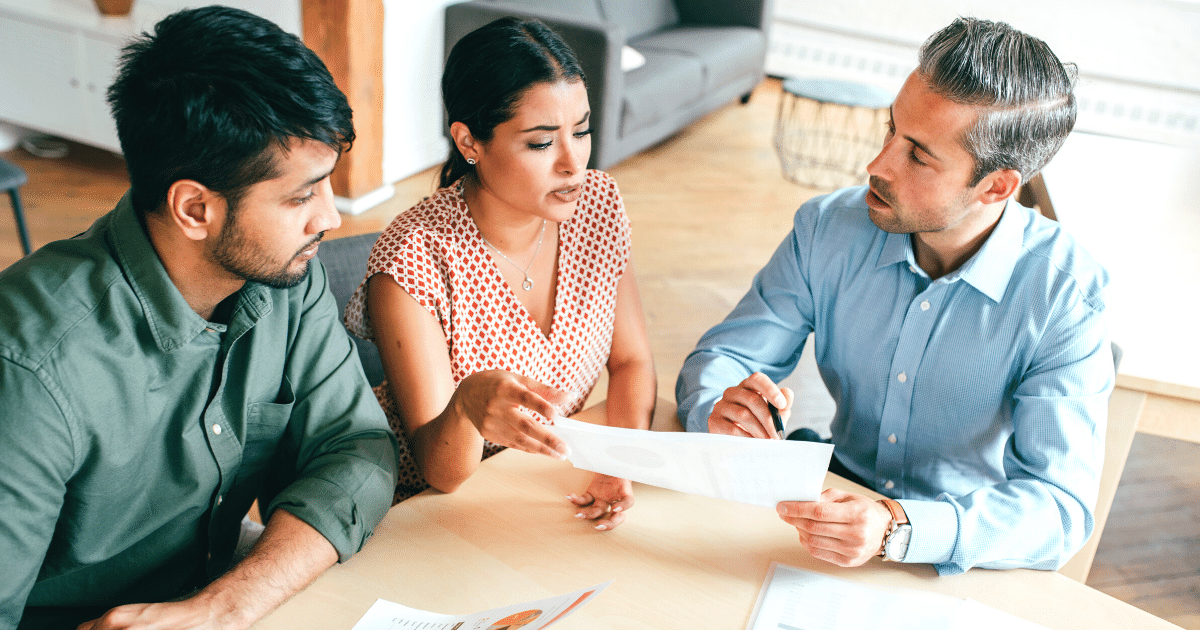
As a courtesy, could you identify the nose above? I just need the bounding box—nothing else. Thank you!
[866,133,899,181]
[310,180,341,234]
[557,134,587,175]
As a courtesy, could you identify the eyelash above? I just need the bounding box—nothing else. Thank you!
[294,192,315,205]
[885,121,926,166]
[529,128,592,151]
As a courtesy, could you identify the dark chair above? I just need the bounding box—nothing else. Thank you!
[318,231,385,388]
[0,158,32,256]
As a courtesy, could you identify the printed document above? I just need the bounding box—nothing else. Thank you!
[745,563,1050,630]
[550,418,833,507]
[351,581,609,630]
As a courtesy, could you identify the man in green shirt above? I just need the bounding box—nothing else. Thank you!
[0,7,398,629]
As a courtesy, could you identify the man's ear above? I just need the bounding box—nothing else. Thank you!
[977,169,1021,205]
[164,180,222,241]
[449,121,480,163]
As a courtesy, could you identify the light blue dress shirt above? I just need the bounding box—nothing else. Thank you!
[676,186,1113,575]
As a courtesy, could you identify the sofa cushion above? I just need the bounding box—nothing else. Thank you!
[620,49,703,137]
[477,0,604,23]
[599,0,679,40]
[632,26,765,93]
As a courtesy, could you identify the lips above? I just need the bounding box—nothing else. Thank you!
[551,183,583,203]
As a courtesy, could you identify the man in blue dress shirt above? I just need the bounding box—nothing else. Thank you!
[676,18,1113,575]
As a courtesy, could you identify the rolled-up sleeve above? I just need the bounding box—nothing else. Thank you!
[263,261,398,561]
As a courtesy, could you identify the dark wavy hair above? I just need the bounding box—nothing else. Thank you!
[107,5,354,218]
[918,17,1077,185]
[440,17,585,189]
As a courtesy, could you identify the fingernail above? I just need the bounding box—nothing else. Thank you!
[612,506,623,513]
[774,394,787,408]
[574,512,584,518]
[595,524,607,530]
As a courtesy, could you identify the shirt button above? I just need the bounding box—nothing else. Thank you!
[888,433,897,444]
[885,480,895,490]
[897,372,907,383]
[216,495,223,505]
[920,301,930,311]
[212,423,222,435]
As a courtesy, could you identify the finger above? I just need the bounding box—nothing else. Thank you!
[609,492,634,514]
[519,375,573,412]
[711,396,773,439]
[593,509,626,531]
[574,500,611,520]
[708,414,749,436]
[566,493,594,507]
[779,386,796,424]
[509,426,570,460]
[745,372,787,409]
[510,411,572,458]
[725,381,779,437]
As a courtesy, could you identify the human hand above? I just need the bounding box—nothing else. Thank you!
[77,594,242,630]
[567,473,634,531]
[776,488,894,567]
[708,372,794,439]
[451,370,572,459]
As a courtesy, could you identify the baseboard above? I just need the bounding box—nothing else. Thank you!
[334,184,395,216]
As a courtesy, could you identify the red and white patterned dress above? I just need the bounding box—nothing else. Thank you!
[344,169,631,502]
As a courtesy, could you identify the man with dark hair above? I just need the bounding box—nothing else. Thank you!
[677,18,1112,575]
[0,7,397,628]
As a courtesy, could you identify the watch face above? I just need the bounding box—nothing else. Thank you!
[885,524,912,562]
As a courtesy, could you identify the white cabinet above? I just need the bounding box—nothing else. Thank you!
[0,1,167,153]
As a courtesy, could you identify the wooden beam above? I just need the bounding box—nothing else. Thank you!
[301,0,384,200]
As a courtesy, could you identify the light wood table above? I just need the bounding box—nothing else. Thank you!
[253,449,1178,629]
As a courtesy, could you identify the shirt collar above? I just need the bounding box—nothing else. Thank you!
[107,193,264,352]
[875,197,1026,303]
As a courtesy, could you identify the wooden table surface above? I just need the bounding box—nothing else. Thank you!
[253,448,1178,629]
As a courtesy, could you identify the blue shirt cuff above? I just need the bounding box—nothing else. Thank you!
[897,499,957,565]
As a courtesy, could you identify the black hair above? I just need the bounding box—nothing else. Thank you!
[440,17,585,189]
[107,5,354,217]
[918,17,1077,185]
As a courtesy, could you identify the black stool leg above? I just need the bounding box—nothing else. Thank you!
[9,188,31,256]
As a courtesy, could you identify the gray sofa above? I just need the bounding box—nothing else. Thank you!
[445,0,773,170]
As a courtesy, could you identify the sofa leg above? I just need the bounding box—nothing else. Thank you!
[740,92,752,105]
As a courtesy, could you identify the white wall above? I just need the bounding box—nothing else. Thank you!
[381,0,458,184]
[767,0,1200,146]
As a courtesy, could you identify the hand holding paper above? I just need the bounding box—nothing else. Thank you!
[549,418,833,508]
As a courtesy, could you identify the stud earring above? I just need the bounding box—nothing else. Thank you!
[467,158,476,165]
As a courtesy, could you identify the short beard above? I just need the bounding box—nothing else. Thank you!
[211,201,319,289]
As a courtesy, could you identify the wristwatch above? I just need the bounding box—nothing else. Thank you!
[878,498,911,562]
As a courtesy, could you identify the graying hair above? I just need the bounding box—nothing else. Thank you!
[918,17,1077,185]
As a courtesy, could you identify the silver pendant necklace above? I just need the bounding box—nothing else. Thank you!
[479,218,547,291]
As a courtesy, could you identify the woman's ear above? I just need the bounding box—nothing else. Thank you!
[450,121,480,163]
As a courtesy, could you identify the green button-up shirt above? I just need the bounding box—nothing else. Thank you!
[0,194,398,628]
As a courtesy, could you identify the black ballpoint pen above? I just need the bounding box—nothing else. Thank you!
[769,403,784,439]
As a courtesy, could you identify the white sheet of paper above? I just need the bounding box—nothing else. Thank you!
[745,563,1050,630]
[350,580,610,630]
[550,418,833,507]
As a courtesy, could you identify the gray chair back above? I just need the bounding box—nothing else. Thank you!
[318,232,385,387]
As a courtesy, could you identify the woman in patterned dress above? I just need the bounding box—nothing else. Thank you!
[344,18,655,530]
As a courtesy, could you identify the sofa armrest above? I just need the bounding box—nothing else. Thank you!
[444,1,625,170]
[675,0,775,30]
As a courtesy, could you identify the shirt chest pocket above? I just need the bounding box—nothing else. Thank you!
[242,377,295,470]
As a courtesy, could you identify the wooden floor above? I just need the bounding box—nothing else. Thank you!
[1,79,1196,627]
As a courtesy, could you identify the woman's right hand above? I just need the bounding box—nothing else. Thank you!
[450,370,573,460]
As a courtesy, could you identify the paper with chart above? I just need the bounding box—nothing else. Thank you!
[745,563,1050,630]
[350,580,609,630]
[549,418,833,507]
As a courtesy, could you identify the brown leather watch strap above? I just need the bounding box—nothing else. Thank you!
[880,498,908,525]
